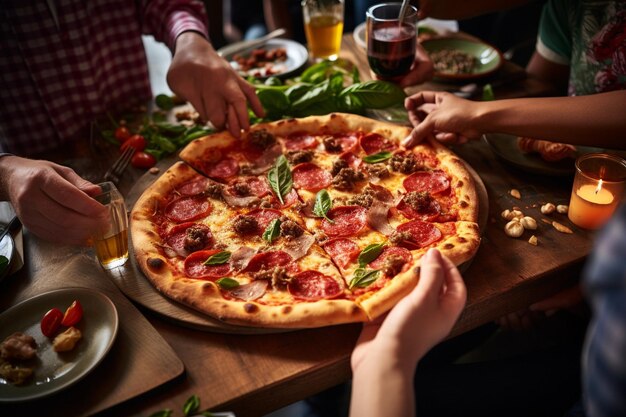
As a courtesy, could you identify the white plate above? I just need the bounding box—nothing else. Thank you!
[353,18,459,49]
[0,288,119,402]
[0,233,14,282]
[221,38,308,79]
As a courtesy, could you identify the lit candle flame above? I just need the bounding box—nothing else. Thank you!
[595,179,604,194]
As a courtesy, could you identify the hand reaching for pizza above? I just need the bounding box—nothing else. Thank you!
[0,156,108,245]
[349,249,466,417]
[167,32,265,138]
[402,91,483,148]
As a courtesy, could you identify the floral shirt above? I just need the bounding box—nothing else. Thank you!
[536,0,626,95]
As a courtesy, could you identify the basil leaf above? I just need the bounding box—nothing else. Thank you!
[313,189,334,223]
[362,151,393,164]
[349,268,381,289]
[286,83,313,102]
[257,88,289,119]
[267,155,293,204]
[216,278,240,290]
[292,79,332,110]
[340,80,406,109]
[300,60,332,83]
[203,251,231,266]
[183,394,201,417]
[155,94,174,110]
[263,218,282,244]
[358,243,385,267]
[0,255,9,275]
[482,84,495,101]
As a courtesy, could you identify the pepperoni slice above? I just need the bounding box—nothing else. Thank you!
[184,249,231,279]
[243,250,294,273]
[324,133,359,154]
[339,151,362,170]
[288,271,343,300]
[321,206,368,237]
[323,238,360,269]
[292,162,332,191]
[165,196,212,223]
[165,222,213,256]
[204,157,239,179]
[403,171,450,194]
[177,177,211,196]
[369,246,412,269]
[247,208,282,234]
[226,176,271,197]
[395,220,442,250]
[360,133,397,155]
[270,188,300,209]
[396,196,441,221]
[284,133,319,151]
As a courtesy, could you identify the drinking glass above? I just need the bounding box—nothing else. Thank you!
[366,3,417,80]
[92,182,129,269]
[302,0,345,61]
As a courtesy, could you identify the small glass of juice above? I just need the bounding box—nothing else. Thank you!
[92,182,129,269]
[366,3,417,80]
[302,0,345,61]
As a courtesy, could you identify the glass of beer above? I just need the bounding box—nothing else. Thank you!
[302,0,344,61]
[366,3,417,80]
[92,182,129,269]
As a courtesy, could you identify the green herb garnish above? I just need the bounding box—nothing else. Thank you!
[349,268,381,289]
[357,243,385,267]
[313,189,334,223]
[203,251,231,266]
[155,94,175,110]
[267,155,293,204]
[362,151,393,164]
[262,218,282,244]
[183,394,201,416]
[216,277,240,290]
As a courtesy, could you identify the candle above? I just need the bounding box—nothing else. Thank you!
[568,182,616,229]
[568,153,626,230]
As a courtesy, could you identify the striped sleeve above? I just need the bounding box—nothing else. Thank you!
[142,0,209,50]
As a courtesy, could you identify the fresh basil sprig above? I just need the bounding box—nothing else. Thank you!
[216,277,240,290]
[203,250,231,266]
[313,189,334,223]
[263,218,282,244]
[267,155,293,204]
[349,268,381,289]
[357,243,385,267]
[182,394,201,416]
[363,151,392,164]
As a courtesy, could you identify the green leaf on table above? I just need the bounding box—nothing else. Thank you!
[357,243,385,267]
[351,66,361,84]
[300,60,332,83]
[362,151,393,164]
[285,83,313,103]
[150,134,177,154]
[482,84,495,101]
[292,79,333,110]
[155,94,175,111]
[349,268,381,289]
[313,189,334,222]
[155,122,187,136]
[257,88,290,119]
[262,218,282,244]
[267,155,293,204]
[216,278,240,290]
[203,251,231,266]
[183,394,201,417]
[0,255,9,275]
[340,80,406,109]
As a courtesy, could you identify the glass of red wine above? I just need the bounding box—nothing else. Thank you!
[366,3,417,80]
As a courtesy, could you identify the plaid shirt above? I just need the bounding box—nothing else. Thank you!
[0,0,208,157]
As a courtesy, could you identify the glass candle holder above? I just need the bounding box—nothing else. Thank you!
[92,182,129,269]
[568,153,626,230]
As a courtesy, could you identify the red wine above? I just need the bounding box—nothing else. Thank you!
[367,25,416,79]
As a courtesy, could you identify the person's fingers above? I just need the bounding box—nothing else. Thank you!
[438,253,467,308]
[227,103,242,138]
[434,131,460,144]
[43,169,107,218]
[208,96,227,131]
[240,79,265,118]
[402,114,436,147]
[194,94,211,127]
[404,91,439,110]
[411,248,445,300]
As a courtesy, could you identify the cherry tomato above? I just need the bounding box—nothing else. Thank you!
[131,151,157,169]
[114,126,131,142]
[121,134,147,152]
[41,308,63,337]
[61,300,83,327]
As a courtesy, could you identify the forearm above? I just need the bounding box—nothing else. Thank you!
[350,349,417,417]
[475,91,626,149]
[0,155,18,202]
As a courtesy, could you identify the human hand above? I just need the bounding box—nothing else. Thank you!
[402,91,483,147]
[0,156,109,246]
[167,32,265,138]
[374,43,434,87]
[351,249,466,374]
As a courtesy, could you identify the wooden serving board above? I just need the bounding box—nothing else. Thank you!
[114,154,488,333]
[0,232,184,417]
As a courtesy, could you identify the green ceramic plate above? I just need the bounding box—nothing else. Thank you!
[0,288,119,402]
[421,37,503,81]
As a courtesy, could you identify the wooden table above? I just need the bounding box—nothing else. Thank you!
[0,35,592,417]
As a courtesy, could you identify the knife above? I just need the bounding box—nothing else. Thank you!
[0,216,21,242]
[217,28,287,57]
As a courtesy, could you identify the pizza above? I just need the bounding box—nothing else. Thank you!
[130,113,481,328]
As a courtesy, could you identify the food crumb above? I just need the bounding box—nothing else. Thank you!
[53,327,82,352]
[149,167,160,175]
